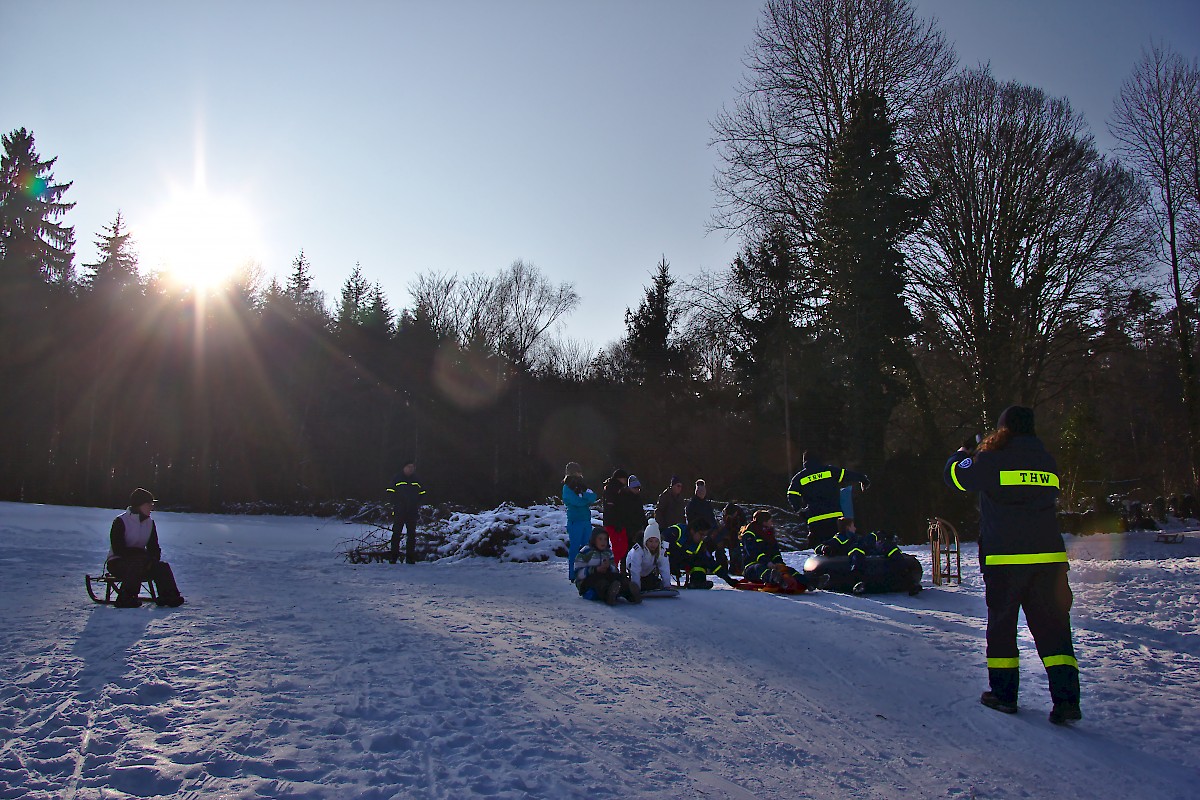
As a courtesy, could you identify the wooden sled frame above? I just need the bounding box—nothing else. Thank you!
[1155,530,1185,543]
[85,571,158,605]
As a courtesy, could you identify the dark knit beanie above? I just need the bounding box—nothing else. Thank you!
[996,405,1036,436]
[129,487,157,508]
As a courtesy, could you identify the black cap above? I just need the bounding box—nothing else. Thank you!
[997,405,1036,436]
[129,487,157,508]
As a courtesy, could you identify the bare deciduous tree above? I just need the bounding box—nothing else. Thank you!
[1110,43,1200,478]
[909,68,1148,428]
[711,0,956,240]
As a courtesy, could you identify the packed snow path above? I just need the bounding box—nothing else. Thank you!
[1,502,1197,799]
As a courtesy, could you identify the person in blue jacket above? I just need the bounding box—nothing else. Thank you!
[562,461,598,582]
[944,405,1081,725]
[787,452,869,548]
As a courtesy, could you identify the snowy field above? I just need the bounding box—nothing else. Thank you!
[1,501,1198,800]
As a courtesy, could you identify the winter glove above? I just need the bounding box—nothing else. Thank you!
[961,434,981,451]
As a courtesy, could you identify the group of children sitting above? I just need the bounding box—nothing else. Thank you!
[573,508,835,605]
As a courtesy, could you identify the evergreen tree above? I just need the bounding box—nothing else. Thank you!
[83,211,140,297]
[285,248,327,320]
[623,257,690,381]
[361,282,394,339]
[0,127,76,286]
[336,262,370,332]
[813,91,928,470]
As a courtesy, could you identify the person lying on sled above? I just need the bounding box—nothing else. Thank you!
[625,520,673,593]
[741,510,824,592]
[817,523,903,572]
[575,529,641,605]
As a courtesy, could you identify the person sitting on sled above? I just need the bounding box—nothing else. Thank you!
[679,518,737,590]
[625,520,673,593]
[575,529,641,605]
[740,510,823,592]
[107,488,186,608]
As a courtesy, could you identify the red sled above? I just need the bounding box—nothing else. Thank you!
[734,579,808,595]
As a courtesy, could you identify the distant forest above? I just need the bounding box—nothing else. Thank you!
[2,1,1198,541]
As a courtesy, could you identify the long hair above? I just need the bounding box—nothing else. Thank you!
[976,428,1014,453]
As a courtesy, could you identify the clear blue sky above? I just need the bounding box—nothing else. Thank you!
[2,1,1197,348]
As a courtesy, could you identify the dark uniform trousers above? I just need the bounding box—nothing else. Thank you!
[391,516,418,565]
[806,517,840,549]
[984,563,1079,705]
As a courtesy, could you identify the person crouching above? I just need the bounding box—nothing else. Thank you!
[108,488,185,608]
[575,529,641,605]
[741,510,823,593]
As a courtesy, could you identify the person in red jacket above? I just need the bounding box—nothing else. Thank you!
[945,406,1081,725]
[107,488,185,608]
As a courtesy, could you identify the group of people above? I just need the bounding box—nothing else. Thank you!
[105,404,1081,728]
[563,404,1084,726]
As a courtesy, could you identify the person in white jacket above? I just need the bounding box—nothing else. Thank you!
[625,520,674,592]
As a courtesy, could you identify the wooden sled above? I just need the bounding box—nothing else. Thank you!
[1155,530,1185,543]
[85,571,158,605]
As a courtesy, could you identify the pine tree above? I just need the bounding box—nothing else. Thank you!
[0,127,76,286]
[623,257,690,381]
[83,211,140,297]
[336,262,370,332]
[285,249,326,319]
[813,90,928,470]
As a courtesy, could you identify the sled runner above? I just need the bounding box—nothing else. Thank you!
[802,553,923,595]
[85,570,158,605]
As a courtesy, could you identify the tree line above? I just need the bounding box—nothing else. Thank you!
[2,0,1198,540]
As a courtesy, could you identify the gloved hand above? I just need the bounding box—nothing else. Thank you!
[961,434,980,451]
[860,477,870,491]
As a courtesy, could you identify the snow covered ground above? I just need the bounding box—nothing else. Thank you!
[1,500,1198,800]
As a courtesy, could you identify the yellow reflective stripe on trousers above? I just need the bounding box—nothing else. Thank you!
[1043,655,1078,669]
[807,511,842,523]
[787,490,802,497]
[984,552,1068,566]
[999,470,1060,488]
[987,657,1020,669]
[799,471,832,486]
[949,461,966,492]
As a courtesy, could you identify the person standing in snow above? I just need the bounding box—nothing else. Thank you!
[107,488,185,608]
[654,475,686,529]
[625,520,673,593]
[620,474,648,552]
[787,452,869,549]
[685,479,717,533]
[386,460,426,564]
[562,461,597,582]
[944,405,1081,725]
[575,529,640,605]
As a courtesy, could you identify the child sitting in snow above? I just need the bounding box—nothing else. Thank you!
[575,529,641,605]
[625,520,673,593]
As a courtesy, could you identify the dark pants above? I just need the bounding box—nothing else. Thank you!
[107,554,182,604]
[806,517,840,549]
[984,564,1079,705]
[711,526,743,574]
[391,515,418,564]
[744,562,813,589]
[576,570,631,601]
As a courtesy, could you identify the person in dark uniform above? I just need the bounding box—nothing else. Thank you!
[945,405,1082,725]
[107,488,185,608]
[787,452,869,548]
[740,510,825,592]
[386,460,426,564]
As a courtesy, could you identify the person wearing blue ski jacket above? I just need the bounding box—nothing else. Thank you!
[562,461,598,581]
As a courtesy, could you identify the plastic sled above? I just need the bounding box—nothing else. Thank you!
[734,580,807,595]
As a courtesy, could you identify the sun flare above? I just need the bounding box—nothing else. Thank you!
[140,187,263,290]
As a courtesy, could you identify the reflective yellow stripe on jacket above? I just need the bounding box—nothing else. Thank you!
[983,552,1068,566]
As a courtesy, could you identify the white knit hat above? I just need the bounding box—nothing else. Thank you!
[643,519,662,544]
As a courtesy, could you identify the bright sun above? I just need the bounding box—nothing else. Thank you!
[140,187,263,290]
